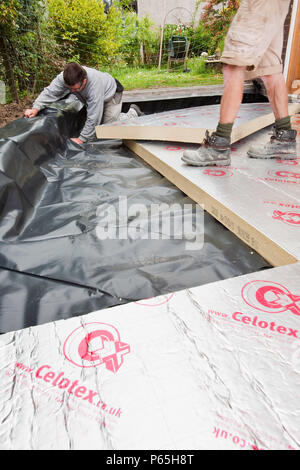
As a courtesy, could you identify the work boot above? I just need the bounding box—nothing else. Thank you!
[181,130,231,166]
[247,128,297,160]
[129,104,144,117]
[128,104,145,117]
[120,104,144,121]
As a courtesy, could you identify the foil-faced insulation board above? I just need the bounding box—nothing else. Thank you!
[1,262,300,450]
[96,103,300,144]
[116,107,300,267]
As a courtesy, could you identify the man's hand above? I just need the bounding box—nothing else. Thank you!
[70,137,84,145]
[24,108,39,118]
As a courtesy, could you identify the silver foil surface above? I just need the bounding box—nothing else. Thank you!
[1,263,300,450]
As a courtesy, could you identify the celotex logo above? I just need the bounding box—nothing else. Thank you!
[63,322,130,372]
[202,168,233,178]
[267,169,300,182]
[272,210,300,226]
[232,280,300,338]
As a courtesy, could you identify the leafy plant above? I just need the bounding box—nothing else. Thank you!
[0,0,65,101]
[0,0,226,103]
[138,15,160,65]
[201,0,240,52]
[117,12,160,66]
[47,0,122,67]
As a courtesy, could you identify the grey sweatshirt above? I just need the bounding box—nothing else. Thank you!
[33,66,117,142]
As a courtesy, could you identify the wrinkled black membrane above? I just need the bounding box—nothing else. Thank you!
[0,102,270,333]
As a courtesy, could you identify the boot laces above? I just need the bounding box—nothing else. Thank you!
[202,130,215,146]
[271,127,295,142]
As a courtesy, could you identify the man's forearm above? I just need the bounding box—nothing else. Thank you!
[79,102,104,142]
[33,73,69,110]
[79,121,96,142]
[33,88,68,110]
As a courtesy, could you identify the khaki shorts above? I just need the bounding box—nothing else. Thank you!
[221,0,291,80]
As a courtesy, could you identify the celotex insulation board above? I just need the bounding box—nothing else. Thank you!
[1,262,300,450]
[96,102,300,145]
[105,103,300,267]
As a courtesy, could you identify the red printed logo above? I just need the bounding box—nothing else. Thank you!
[267,169,300,181]
[63,323,130,372]
[252,107,268,112]
[135,292,174,307]
[202,168,233,178]
[242,280,300,316]
[272,210,300,226]
[166,145,183,151]
[277,159,299,166]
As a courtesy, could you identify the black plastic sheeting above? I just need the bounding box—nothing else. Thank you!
[0,101,271,334]
[122,90,268,116]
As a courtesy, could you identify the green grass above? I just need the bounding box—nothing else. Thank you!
[3,59,223,104]
[104,59,223,91]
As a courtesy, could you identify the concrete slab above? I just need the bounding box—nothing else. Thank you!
[122,82,255,103]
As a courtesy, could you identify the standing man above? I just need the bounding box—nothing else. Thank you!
[182,0,297,166]
[24,63,142,144]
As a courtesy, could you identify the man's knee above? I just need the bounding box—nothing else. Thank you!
[222,64,246,83]
[261,72,284,88]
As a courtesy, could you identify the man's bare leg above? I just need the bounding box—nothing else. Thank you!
[181,64,245,166]
[247,72,296,159]
[261,72,289,120]
[219,64,246,124]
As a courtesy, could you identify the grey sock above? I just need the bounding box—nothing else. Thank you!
[275,116,291,131]
[215,122,233,140]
